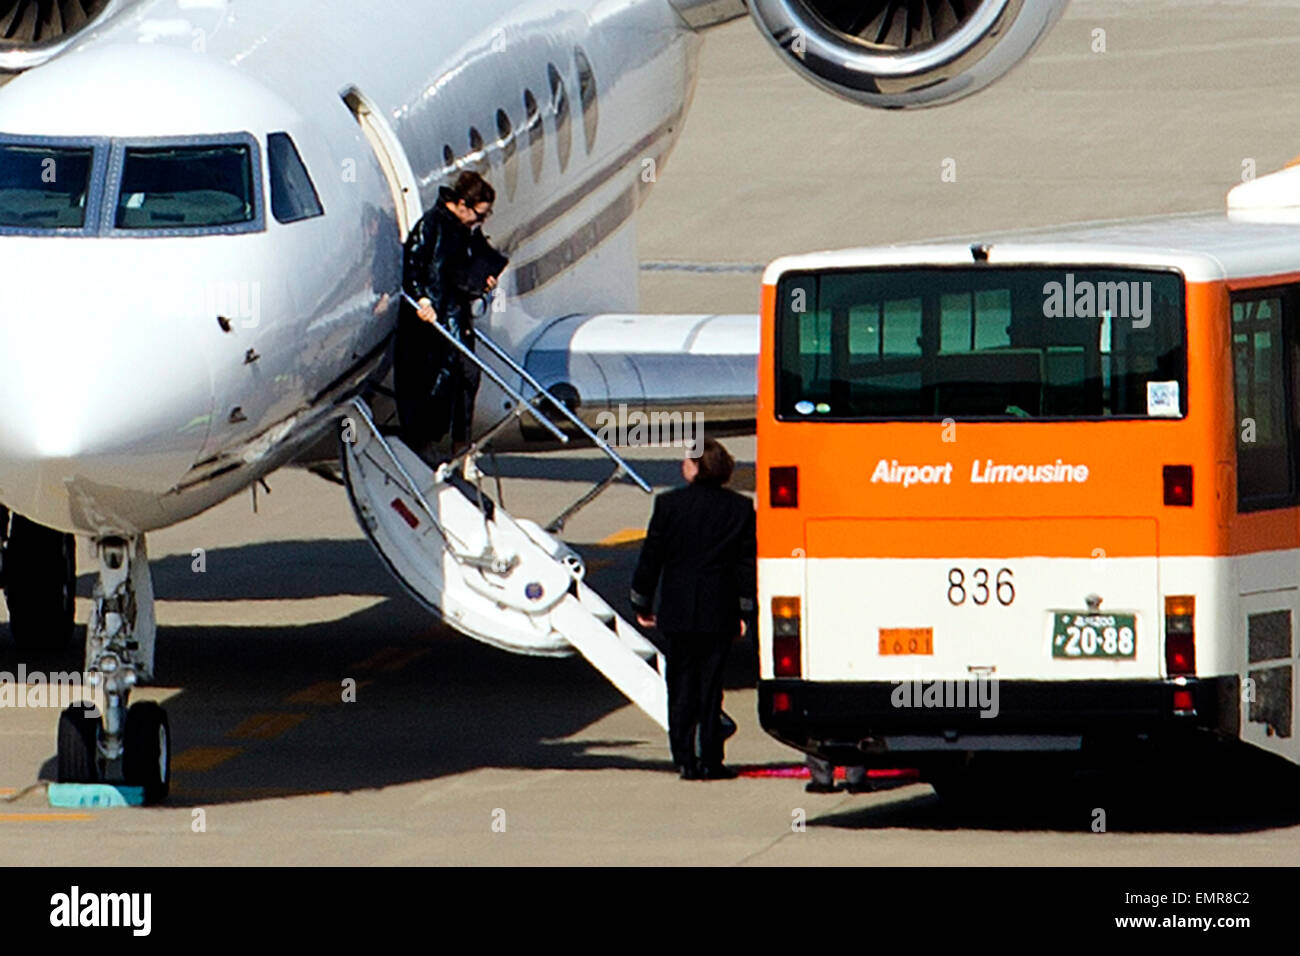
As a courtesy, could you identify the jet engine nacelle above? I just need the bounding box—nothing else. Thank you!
[748,0,1069,109]
[0,0,120,73]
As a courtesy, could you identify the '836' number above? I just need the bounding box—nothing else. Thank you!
[947,567,1015,606]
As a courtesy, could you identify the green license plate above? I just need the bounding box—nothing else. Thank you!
[1051,612,1137,659]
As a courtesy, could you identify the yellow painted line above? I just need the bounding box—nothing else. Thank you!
[288,679,371,706]
[171,746,243,772]
[372,648,430,672]
[0,813,93,822]
[227,712,307,741]
[353,647,405,671]
[598,528,645,546]
[354,646,431,672]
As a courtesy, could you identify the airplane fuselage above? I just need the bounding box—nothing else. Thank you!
[0,0,700,535]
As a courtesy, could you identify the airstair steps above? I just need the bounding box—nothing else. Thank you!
[341,397,668,730]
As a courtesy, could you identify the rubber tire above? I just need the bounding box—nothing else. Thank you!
[123,702,170,805]
[3,515,76,654]
[56,703,100,784]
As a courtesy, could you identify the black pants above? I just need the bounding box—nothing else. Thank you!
[395,310,481,450]
[665,631,732,771]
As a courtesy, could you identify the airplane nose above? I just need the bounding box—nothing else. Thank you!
[0,280,215,533]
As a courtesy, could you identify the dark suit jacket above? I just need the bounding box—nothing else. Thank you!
[630,482,757,635]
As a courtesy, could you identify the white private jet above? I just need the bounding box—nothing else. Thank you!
[0,0,1067,802]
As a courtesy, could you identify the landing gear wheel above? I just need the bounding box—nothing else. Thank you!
[124,702,169,805]
[56,703,100,783]
[3,515,76,654]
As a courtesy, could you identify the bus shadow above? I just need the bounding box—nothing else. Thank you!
[812,759,1300,834]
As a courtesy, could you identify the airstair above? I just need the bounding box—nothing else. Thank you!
[340,303,668,729]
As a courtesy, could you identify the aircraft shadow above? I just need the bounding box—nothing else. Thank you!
[73,539,400,602]
[5,536,756,805]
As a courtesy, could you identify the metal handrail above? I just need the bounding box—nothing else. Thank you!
[472,322,653,495]
[345,398,513,574]
[400,293,568,444]
[400,292,652,494]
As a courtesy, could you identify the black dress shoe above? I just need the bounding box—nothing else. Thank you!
[699,765,738,780]
[678,764,703,780]
[805,780,837,794]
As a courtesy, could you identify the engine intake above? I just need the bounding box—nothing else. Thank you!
[749,0,1069,109]
[0,0,115,71]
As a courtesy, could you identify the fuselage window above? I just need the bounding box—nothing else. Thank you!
[548,63,572,173]
[267,132,323,224]
[0,143,94,229]
[496,109,515,159]
[575,47,598,154]
[496,108,518,199]
[115,143,254,229]
[524,89,543,183]
[469,126,485,171]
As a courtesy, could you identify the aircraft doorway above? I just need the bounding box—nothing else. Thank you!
[342,86,423,240]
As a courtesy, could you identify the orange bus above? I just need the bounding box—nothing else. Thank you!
[756,214,1300,790]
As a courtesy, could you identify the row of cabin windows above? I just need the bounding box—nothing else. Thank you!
[0,50,601,233]
[441,47,598,197]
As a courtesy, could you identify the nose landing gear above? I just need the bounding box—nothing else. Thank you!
[54,535,169,805]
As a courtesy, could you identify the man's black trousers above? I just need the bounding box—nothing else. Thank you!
[664,630,733,771]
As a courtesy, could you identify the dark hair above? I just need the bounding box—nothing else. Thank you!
[453,171,496,207]
[692,438,734,486]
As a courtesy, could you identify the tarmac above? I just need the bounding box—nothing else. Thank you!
[3,0,1300,864]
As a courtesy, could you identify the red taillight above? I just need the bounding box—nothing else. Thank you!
[1173,688,1195,714]
[1166,634,1196,676]
[772,691,792,714]
[1165,595,1196,677]
[773,636,800,677]
[1163,465,1193,506]
[772,596,801,677]
[770,466,798,508]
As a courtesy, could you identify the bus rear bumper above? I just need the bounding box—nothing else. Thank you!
[758,677,1240,769]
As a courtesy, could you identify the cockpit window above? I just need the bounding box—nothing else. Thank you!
[0,143,94,229]
[115,143,255,230]
[267,132,323,224]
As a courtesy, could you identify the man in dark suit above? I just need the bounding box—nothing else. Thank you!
[631,438,757,780]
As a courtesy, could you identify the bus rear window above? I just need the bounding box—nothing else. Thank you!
[115,143,254,230]
[776,267,1186,421]
[0,144,94,229]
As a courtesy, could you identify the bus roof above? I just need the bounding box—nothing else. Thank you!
[763,211,1300,286]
